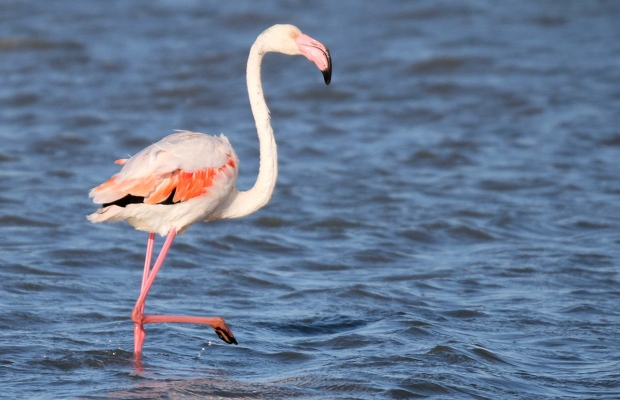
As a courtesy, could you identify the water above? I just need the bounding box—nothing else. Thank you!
[1,0,619,398]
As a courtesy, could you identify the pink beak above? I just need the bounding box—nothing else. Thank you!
[295,34,332,84]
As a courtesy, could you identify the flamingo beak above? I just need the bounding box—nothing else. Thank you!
[295,34,332,85]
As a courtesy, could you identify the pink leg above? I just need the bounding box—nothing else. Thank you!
[141,233,156,312]
[134,233,155,354]
[131,228,237,354]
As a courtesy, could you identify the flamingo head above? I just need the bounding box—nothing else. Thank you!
[259,24,332,85]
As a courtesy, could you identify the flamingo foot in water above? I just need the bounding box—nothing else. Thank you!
[132,312,237,353]
[133,322,146,354]
[142,314,237,345]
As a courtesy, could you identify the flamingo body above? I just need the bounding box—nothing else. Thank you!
[88,24,332,355]
[88,131,239,235]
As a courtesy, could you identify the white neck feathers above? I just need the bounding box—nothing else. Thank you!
[220,36,278,219]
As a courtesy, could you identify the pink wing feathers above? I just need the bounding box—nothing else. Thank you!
[90,131,238,206]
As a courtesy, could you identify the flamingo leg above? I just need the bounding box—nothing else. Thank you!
[133,232,156,354]
[131,228,237,355]
[141,232,156,306]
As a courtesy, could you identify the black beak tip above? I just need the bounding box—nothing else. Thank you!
[322,69,331,85]
[322,49,332,85]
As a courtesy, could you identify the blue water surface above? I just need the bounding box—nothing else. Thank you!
[0,1,619,398]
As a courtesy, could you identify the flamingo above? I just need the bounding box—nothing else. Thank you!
[88,24,331,355]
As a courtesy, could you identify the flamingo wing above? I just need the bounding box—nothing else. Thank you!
[90,131,238,206]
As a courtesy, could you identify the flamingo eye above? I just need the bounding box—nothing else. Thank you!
[290,32,297,38]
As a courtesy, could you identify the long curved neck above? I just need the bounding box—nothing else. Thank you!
[221,39,278,219]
